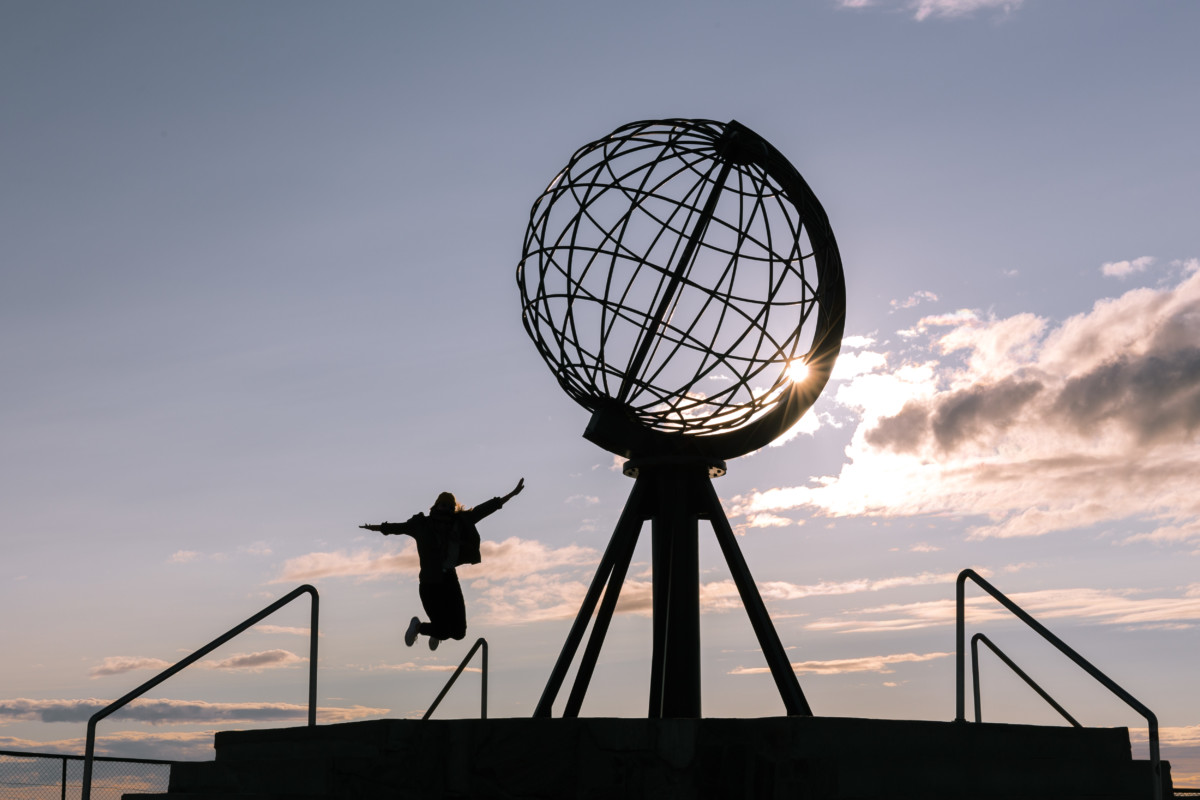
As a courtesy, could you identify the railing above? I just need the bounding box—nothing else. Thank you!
[955,569,1160,800]
[82,584,319,800]
[1,749,173,799]
[971,632,1080,727]
[422,638,488,720]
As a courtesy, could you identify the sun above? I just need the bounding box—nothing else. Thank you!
[785,359,810,384]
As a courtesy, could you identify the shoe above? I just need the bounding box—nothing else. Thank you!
[428,636,440,651]
[404,617,420,647]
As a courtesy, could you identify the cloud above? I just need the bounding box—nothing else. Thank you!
[90,650,306,678]
[731,651,950,675]
[253,624,312,636]
[744,513,796,528]
[1132,725,1200,747]
[0,698,385,726]
[90,657,172,678]
[168,551,200,564]
[201,649,306,671]
[910,0,1023,20]
[474,569,966,625]
[806,585,1200,634]
[0,730,219,761]
[891,290,939,310]
[838,0,1023,22]
[733,266,1200,542]
[366,662,480,674]
[273,537,597,584]
[1102,256,1155,278]
[273,545,419,583]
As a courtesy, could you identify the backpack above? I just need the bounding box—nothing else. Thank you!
[454,518,482,566]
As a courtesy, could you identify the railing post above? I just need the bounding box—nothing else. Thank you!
[308,588,319,727]
[423,638,489,720]
[82,584,319,800]
[955,570,967,722]
[481,640,489,720]
[81,719,98,800]
[956,569,1161,800]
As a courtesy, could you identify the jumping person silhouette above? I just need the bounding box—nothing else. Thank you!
[361,478,524,650]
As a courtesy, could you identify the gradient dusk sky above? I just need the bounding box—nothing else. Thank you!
[3,0,1199,785]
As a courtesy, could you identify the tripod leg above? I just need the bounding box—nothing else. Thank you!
[649,469,701,718]
[701,478,813,717]
[648,520,670,715]
[563,504,643,716]
[535,477,649,717]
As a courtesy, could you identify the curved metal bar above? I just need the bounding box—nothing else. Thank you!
[82,584,319,800]
[971,632,1081,727]
[422,638,488,720]
[956,569,1159,800]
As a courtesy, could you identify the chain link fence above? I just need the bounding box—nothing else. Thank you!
[0,751,172,800]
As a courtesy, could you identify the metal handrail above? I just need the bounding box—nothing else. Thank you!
[422,638,488,720]
[82,584,319,800]
[971,632,1080,727]
[956,569,1160,800]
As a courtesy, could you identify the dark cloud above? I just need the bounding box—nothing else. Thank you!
[866,377,1044,453]
[1052,347,1200,443]
[865,403,929,453]
[866,345,1200,455]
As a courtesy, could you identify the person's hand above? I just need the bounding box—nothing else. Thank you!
[505,478,525,501]
[360,524,384,533]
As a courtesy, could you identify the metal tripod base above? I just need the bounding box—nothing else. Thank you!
[534,456,812,719]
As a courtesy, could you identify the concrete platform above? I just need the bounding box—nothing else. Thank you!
[126,716,1172,799]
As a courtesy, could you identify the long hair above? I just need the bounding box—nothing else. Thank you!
[433,491,463,514]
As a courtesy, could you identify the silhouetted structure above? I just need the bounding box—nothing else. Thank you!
[517,119,846,717]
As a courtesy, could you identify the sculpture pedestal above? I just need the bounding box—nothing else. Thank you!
[148,716,1170,799]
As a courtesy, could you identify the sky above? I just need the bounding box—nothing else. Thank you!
[2,0,1199,786]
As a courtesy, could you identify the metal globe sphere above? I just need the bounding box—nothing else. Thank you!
[518,119,845,460]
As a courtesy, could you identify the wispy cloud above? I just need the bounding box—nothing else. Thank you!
[0,730,220,761]
[253,624,311,636]
[732,266,1200,542]
[731,651,951,675]
[475,569,968,625]
[891,290,939,309]
[273,537,597,584]
[365,662,481,674]
[1101,255,1155,278]
[90,657,172,678]
[0,698,385,725]
[806,585,1200,633]
[90,650,307,678]
[838,0,1024,21]
[202,649,306,671]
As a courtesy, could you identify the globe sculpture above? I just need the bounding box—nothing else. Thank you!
[518,119,845,719]
[518,118,845,463]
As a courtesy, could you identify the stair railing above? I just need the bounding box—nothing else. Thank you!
[82,584,319,800]
[971,632,1080,727]
[423,637,488,720]
[955,569,1160,800]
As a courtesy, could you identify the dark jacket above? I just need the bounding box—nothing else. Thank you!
[380,497,504,583]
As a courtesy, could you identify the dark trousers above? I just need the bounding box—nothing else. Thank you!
[418,574,467,640]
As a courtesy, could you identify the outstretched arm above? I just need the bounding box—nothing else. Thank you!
[464,478,526,523]
[360,517,420,535]
[502,477,525,503]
